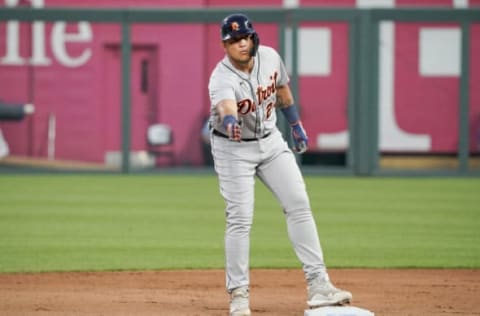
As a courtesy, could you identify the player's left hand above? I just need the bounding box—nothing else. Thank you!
[291,122,308,154]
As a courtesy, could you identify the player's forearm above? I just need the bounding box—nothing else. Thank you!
[276,85,301,125]
[275,85,294,109]
[216,99,241,141]
[216,99,238,120]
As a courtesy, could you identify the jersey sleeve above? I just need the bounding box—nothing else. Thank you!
[276,51,290,87]
[208,72,236,107]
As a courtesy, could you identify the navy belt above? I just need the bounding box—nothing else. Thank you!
[212,129,271,142]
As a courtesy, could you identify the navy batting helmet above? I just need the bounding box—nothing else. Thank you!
[221,13,259,56]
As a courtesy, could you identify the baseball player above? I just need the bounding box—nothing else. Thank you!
[208,13,352,316]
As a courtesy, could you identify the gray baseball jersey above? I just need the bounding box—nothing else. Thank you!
[209,45,289,139]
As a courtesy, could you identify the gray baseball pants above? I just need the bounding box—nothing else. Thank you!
[211,128,327,292]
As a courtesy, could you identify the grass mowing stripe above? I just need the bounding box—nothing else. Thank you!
[302,178,480,268]
[0,175,479,272]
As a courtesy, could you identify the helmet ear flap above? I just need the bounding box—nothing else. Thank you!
[250,32,260,57]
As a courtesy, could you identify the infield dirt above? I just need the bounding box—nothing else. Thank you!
[0,269,478,315]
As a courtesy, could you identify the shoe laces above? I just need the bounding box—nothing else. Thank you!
[309,277,339,295]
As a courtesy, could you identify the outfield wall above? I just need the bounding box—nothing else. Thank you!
[0,0,479,168]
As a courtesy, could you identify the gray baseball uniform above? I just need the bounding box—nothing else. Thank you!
[209,45,327,292]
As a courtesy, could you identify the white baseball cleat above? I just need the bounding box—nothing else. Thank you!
[230,286,251,316]
[307,276,352,308]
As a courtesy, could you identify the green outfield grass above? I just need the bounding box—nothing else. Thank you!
[0,175,479,273]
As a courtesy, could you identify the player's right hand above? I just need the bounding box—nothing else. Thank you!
[291,122,308,154]
[223,115,242,142]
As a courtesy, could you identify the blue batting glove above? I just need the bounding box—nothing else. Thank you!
[280,105,308,154]
[222,115,241,141]
[291,122,308,154]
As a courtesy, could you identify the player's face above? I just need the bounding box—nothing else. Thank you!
[223,34,253,67]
